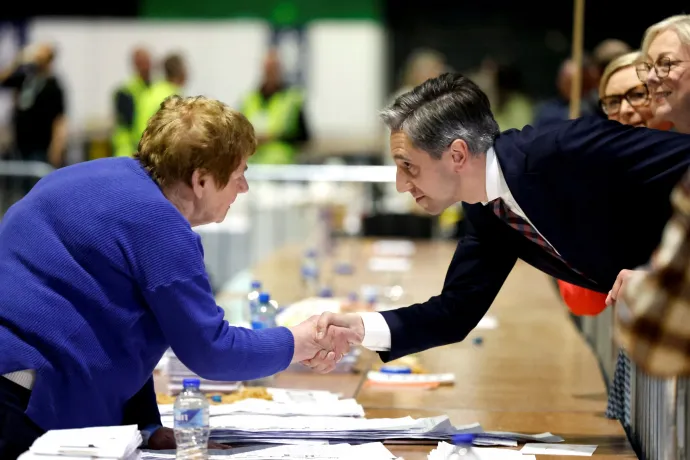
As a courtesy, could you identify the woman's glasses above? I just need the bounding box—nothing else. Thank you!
[599,84,650,116]
[636,56,685,82]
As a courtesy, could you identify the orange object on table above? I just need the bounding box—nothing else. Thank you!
[557,280,607,316]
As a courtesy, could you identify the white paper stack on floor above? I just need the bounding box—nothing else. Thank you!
[141,442,400,459]
[18,425,142,460]
[160,414,482,445]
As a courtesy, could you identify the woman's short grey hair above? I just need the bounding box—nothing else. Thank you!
[380,72,500,159]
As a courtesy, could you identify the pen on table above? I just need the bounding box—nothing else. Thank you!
[451,433,478,445]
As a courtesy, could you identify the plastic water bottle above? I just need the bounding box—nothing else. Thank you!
[174,378,210,460]
[247,280,261,322]
[251,292,278,329]
[301,249,319,297]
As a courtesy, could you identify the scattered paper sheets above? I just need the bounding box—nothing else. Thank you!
[478,431,564,443]
[187,415,482,444]
[159,397,364,419]
[520,443,597,456]
[19,425,141,460]
[159,411,565,446]
[141,442,399,460]
[428,442,535,460]
[20,454,141,460]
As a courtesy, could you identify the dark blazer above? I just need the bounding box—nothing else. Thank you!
[380,115,690,361]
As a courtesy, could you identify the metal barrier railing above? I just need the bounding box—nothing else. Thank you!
[577,306,689,460]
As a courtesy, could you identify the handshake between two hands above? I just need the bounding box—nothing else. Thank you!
[288,313,365,374]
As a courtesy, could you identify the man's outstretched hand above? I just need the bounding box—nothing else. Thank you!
[299,312,365,373]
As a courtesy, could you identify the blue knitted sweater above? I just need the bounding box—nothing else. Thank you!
[0,157,294,430]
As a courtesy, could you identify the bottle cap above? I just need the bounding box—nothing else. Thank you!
[319,287,333,297]
[258,292,270,303]
[362,285,378,303]
[182,378,201,388]
[251,280,261,289]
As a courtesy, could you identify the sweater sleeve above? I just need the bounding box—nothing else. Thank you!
[128,207,294,381]
[143,274,294,381]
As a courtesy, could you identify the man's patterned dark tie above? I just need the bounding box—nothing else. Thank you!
[491,198,588,277]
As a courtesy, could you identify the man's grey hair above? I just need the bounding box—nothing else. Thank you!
[380,73,500,158]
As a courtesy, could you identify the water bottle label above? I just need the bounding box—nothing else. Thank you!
[174,408,205,428]
[251,321,265,329]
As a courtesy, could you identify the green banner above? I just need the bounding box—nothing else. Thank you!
[139,0,382,24]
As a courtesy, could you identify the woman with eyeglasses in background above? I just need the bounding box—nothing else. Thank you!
[558,50,666,319]
[600,51,671,129]
[613,15,690,382]
[606,16,690,426]
[551,50,673,429]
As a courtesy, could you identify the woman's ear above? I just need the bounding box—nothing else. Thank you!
[191,169,207,199]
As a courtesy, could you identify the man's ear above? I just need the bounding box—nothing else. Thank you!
[449,139,469,171]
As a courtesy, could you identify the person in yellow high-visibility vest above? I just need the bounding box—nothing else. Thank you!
[133,54,187,147]
[112,48,151,157]
[240,48,310,164]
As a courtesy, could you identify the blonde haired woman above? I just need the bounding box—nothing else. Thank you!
[637,14,690,133]
[599,51,670,129]
[613,16,690,381]
[550,50,672,429]
[559,51,663,319]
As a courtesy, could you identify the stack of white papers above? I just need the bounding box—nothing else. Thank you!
[18,425,142,460]
[161,414,481,444]
[141,442,400,459]
[520,443,597,456]
[475,431,564,444]
[159,397,365,421]
[428,442,535,460]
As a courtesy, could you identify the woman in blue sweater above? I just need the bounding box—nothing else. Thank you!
[0,95,353,458]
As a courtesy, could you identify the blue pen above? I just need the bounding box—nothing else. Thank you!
[451,433,478,445]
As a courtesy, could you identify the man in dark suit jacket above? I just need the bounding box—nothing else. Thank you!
[305,72,690,371]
